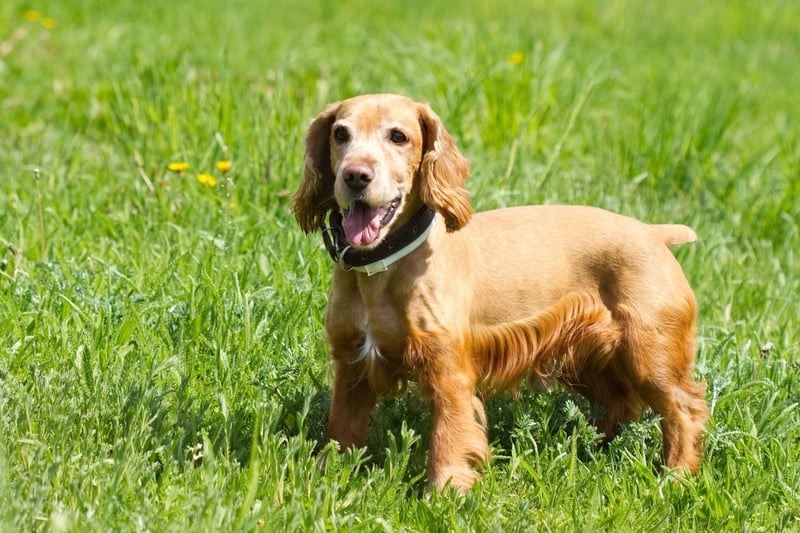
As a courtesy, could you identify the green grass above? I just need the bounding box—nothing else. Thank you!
[1,0,799,530]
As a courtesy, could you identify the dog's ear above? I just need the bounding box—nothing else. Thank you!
[417,102,472,231]
[293,102,340,233]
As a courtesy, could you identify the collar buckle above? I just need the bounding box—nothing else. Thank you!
[321,217,354,271]
[361,259,389,276]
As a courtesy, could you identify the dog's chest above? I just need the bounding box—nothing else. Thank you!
[352,274,405,333]
[356,329,382,365]
[355,312,406,363]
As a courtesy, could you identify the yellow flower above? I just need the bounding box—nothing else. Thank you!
[215,160,232,173]
[41,17,57,30]
[508,51,524,65]
[167,162,189,172]
[25,10,41,23]
[197,174,218,187]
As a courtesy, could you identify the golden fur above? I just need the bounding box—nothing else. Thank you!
[293,93,708,491]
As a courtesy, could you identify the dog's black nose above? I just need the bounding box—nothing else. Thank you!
[343,164,373,190]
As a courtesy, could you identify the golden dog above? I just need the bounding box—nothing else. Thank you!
[293,93,707,490]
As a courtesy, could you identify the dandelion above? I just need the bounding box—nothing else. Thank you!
[167,162,189,173]
[197,174,218,187]
[508,51,524,65]
[25,10,40,23]
[215,160,232,173]
[41,17,57,30]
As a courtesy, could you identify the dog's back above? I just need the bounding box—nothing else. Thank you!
[457,205,696,324]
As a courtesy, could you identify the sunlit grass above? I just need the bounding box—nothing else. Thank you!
[1,0,799,530]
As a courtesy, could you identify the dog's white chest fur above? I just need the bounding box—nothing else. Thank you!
[356,329,382,366]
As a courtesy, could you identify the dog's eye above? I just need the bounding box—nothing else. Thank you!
[333,126,350,143]
[389,130,408,144]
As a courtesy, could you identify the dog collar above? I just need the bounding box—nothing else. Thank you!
[321,206,436,276]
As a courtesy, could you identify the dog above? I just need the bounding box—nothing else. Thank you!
[293,93,708,491]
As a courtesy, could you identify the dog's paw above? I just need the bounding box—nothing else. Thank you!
[428,465,481,493]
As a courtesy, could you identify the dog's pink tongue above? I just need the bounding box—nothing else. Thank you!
[343,204,382,246]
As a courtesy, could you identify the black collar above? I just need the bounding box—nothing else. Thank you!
[321,206,436,273]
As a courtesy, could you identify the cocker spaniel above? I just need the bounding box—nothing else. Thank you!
[293,93,707,491]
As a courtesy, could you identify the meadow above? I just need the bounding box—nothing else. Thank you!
[1,0,798,530]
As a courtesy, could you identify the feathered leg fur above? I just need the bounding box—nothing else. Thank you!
[470,291,706,473]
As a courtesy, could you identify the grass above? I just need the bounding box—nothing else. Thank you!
[1,0,799,530]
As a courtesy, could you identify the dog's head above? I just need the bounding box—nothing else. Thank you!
[293,94,472,248]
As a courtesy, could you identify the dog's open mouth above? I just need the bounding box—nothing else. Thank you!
[342,197,401,247]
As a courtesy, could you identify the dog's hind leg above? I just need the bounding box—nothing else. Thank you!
[572,367,645,441]
[637,371,708,473]
[618,302,708,473]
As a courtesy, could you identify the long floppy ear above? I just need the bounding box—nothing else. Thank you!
[417,102,472,231]
[293,102,340,233]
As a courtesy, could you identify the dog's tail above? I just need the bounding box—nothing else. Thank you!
[651,224,697,247]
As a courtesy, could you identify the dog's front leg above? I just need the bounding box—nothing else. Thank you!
[327,357,377,450]
[421,345,490,491]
